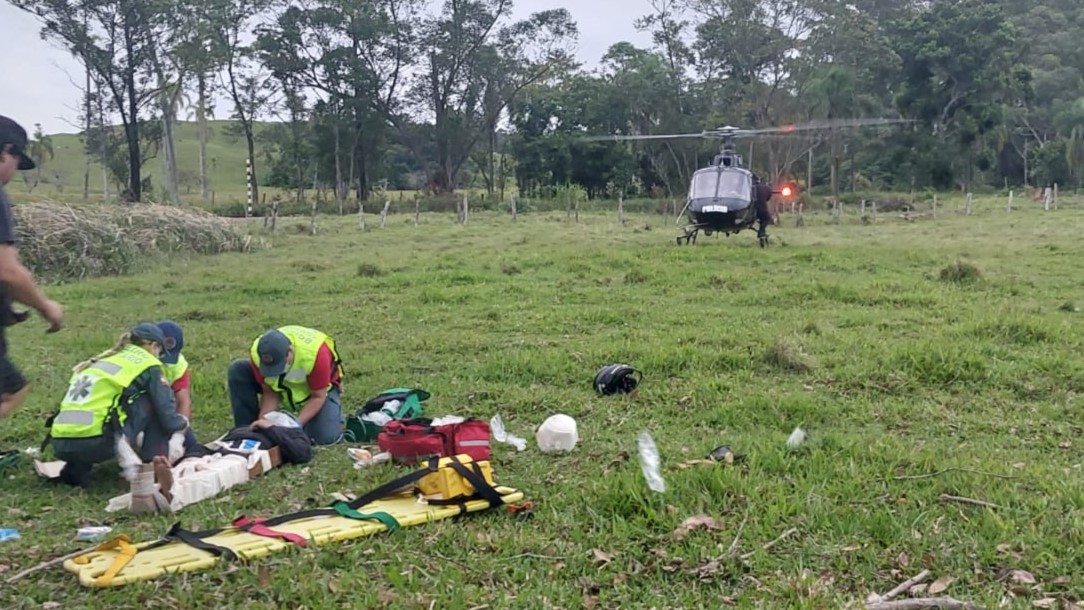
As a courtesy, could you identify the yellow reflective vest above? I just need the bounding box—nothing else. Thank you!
[162,353,189,385]
[51,344,162,439]
[249,325,343,409]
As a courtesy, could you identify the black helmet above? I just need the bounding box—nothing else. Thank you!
[594,364,641,396]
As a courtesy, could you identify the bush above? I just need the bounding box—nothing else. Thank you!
[13,201,267,282]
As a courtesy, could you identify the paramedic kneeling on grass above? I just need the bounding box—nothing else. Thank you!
[49,323,190,487]
[227,325,345,445]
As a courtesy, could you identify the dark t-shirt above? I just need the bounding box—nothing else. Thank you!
[755,182,773,205]
[0,184,17,245]
[0,184,16,357]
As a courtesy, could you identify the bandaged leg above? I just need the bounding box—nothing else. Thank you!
[127,457,179,514]
[107,450,266,514]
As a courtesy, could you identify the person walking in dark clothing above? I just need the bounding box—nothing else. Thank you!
[0,115,64,420]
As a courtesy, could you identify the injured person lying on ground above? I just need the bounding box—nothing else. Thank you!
[120,410,313,513]
[37,410,313,514]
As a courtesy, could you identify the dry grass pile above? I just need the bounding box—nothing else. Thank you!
[13,201,266,281]
[107,204,261,256]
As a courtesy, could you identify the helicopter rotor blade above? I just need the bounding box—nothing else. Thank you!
[580,117,914,143]
[732,117,913,137]
[580,132,710,142]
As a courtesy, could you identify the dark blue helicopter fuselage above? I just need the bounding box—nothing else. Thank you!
[688,196,755,230]
[684,167,757,232]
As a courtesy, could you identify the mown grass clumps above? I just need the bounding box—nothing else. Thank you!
[939,258,983,284]
[890,341,990,387]
[967,318,1056,345]
[14,201,265,282]
[763,335,818,372]
[356,262,386,277]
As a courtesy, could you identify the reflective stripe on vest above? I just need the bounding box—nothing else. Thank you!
[162,353,189,385]
[51,344,162,439]
[250,326,342,408]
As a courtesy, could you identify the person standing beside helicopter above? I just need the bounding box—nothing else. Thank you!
[753,177,774,240]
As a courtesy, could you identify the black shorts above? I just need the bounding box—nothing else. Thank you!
[0,353,27,396]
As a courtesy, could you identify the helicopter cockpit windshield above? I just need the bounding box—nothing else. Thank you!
[688,169,752,202]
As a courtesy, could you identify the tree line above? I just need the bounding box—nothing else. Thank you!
[11,0,1084,205]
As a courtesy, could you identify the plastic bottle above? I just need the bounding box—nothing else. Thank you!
[378,400,402,420]
[76,526,113,542]
[637,430,666,493]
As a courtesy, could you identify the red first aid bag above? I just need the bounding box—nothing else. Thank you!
[377,418,491,465]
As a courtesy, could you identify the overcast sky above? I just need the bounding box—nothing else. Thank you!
[0,0,655,135]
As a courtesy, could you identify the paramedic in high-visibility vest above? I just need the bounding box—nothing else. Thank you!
[155,320,201,450]
[227,325,345,445]
[48,323,190,488]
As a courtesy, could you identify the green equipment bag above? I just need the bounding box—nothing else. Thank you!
[343,388,430,443]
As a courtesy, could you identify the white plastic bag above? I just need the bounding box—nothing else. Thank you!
[490,415,527,452]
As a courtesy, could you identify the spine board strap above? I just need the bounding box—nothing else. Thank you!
[331,502,401,531]
[139,523,239,561]
[424,459,505,509]
[157,456,450,556]
[232,516,308,547]
[71,535,139,587]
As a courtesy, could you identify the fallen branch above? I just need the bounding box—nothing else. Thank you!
[726,514,748,557]
[5,546,96,584]
[688,514,752,581]
[893,468,1015,481]
[739,527,798,561]
[865,597,984,610]
[869,569,931,603]
[506,553,566,561]
[938,494,999,509]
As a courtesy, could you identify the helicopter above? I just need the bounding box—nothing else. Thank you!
[585,118,910,247]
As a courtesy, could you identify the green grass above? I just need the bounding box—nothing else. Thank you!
[2,197,1084,608]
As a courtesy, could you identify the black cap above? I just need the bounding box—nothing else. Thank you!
[129,322,167,348]
[0,116,36,171]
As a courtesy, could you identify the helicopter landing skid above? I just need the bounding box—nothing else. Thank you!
[677,224,768,247]
[676,226,700,245]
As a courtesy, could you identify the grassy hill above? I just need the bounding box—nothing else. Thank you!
[12,120,505,214]
[11,120,280,205]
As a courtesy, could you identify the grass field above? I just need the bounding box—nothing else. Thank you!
[2,197,1084,609]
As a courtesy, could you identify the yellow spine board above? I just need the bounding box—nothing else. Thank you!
[63,455,522,588]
